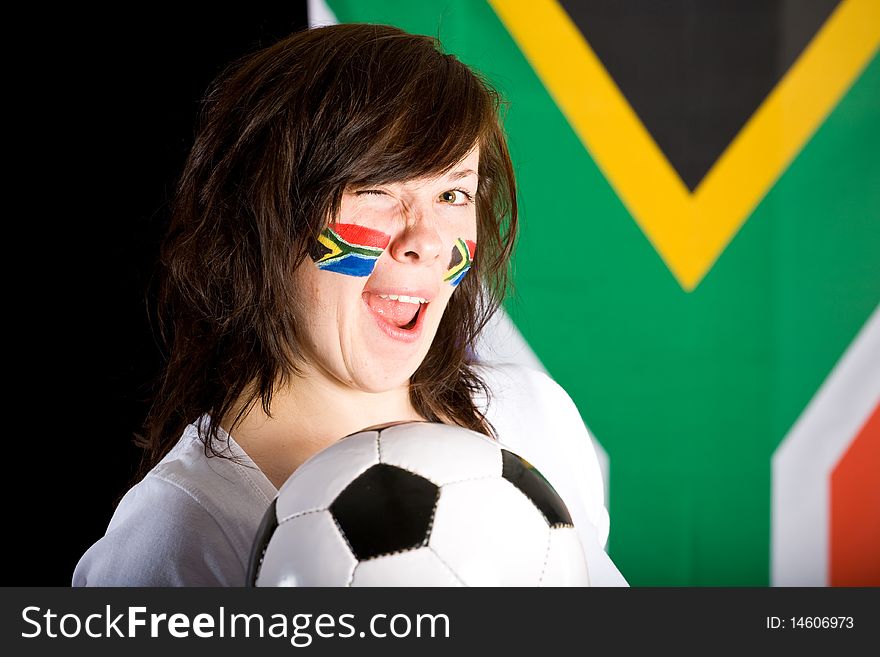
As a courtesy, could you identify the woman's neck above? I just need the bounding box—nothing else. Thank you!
[219,370,423,489]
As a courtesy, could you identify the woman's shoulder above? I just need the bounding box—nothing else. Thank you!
[471,361,583,428]
[133,419,274,531]
[470,361,595,466]
[148,418,276,516]
[73,473,236,586]
[72,418,275,587]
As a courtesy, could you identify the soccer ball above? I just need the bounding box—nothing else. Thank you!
[247,421,590,586]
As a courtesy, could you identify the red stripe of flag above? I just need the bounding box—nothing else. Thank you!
[830,402,880,586]
[334,223,391,249]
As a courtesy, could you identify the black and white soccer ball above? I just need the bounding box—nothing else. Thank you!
[247,421,590,586]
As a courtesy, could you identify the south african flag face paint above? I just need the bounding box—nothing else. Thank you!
[443,238,477,286]
[309,223,392,277]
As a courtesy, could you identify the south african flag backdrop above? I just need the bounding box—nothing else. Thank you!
[315,0,880,586]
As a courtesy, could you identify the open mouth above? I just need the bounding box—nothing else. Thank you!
[362,292,429,339]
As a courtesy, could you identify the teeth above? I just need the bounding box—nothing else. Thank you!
[377,294,427,304]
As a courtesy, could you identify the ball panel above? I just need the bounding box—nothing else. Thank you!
[539,527,591,587]
[276,431,380,519]
[501,449,573,527]
[377,422,501,486]
[429,478,550,586]
[331,464,439,560]
[247,497,278,586]
[256,510,357,586]
[350,547,463,587]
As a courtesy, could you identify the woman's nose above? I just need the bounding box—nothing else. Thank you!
[387,205,444,265]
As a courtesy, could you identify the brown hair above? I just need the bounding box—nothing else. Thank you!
[136,23,518,474]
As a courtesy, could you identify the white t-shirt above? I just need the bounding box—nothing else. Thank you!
[73,363,628,586]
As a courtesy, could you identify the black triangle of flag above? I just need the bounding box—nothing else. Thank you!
[559,0,841,191]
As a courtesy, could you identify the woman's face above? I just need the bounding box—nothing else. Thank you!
[294,145,480,394]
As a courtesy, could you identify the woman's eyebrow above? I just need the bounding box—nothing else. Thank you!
[447,169,478,182]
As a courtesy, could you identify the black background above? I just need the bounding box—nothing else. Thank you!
[11,4,308,586]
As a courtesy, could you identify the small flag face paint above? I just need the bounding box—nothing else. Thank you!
[443,239,477,286]
[309,223,391,277]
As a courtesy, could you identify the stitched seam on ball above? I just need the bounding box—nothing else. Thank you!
[537,528,553,586]
[253,544,270,586]
[502,479,554,529]
[427,545,468,587]
[498,464,576,529]
[358,543,430,561]
[437,473,499,487]
[374,459,498,488]
[376,432,384,464]
[329,513,358,560]
[422,490,440,549]
[277,507,324,525]
[376,458,444,486]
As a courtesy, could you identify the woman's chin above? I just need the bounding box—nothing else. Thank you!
[347,324,437,392]
[347,364,419,394]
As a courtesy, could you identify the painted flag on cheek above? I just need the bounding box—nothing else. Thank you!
[310,223,391,277]
[444,239,477,286]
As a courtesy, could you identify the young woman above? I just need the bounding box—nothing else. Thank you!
[73,23,627,586]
